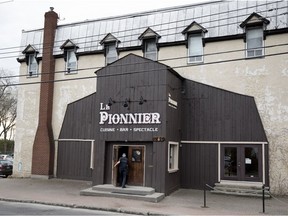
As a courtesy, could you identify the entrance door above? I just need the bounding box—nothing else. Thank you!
[112,146,119,186]
[112,145,145,186]
[128,146,144,186]
[221,145,262,182]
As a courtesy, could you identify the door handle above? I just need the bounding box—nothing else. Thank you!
[238,162,241,167]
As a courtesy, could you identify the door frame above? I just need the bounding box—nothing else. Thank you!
[221,144,263,182]
[112,144,146,186]
[181,141,267,184]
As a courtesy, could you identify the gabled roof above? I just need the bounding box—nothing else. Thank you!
[60,39,78,49]
[182,21,208,35]
[22,44,38,54]
[95,53,184,80]
[138,27,161,40]
[240,12,270,28]
[100,33,120,45]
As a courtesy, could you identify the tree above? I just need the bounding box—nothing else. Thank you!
[0,69,17,152]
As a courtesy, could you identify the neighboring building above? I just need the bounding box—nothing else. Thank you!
[15,1,288,195]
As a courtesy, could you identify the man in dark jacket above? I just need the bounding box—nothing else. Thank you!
[114,153,128,188]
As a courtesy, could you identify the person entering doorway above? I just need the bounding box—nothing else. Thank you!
[114,153,128,188]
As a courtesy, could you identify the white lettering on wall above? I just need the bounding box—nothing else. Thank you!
[168,93,178,109]
[99,111,161,125]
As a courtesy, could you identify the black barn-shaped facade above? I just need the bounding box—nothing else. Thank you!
[58,54,268,195]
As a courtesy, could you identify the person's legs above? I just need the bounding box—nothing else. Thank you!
[121,170,127,188]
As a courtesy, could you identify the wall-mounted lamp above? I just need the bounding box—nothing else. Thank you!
[107,97,146,108]
[139,96,147,105]
[108,97,115,106]
[123,98,130,108]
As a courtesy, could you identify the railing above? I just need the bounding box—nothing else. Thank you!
[202,183,272,213]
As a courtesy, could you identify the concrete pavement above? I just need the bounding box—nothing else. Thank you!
[0,177,288,215]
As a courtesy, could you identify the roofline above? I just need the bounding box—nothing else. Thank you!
[22,0,223,33]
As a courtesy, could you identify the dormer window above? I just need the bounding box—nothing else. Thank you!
[139,28,160,61]
[66,49,77,73]
[22,44,39,77]
[60,39,78,74]
[246,27,263,58]
[100,33,120,65]
[188,34,203,63]
[240,13,270,58]
[28,53,38,77]
[182,22,207,64]
[105,43,118,65]
[144,39,157,61]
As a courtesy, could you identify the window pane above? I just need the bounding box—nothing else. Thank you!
[247,37,262,49]
[28,54,37,76]
[146,41,157,52]
[245,147,259,178]
[188,34,203,63]
[168,142,179,172]
[246,28,263,57]
[67,51,77,71]
[144,40,157,61]
[106,44,118,64]
[224,147,237,177]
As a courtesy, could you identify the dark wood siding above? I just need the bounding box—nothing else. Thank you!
[181,80,267,141]
[179,80,268,189]
[59,93,96,139]
[94,54,168,142]
[93,54,183,194]
[57,54,268,193]
[165,70,183,194]
[57,141,92,180]
[180,143,218,189]
[57,93,96,181]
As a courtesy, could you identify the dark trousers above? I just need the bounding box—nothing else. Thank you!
[120,169,127,187]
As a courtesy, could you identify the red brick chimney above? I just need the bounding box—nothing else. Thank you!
[31,8,58,178]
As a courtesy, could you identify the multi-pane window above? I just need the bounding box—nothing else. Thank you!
[246,27,263,58]
[66,50,77,73]
[188,34,203,63]
[144,39,157,61]
[28,54,38,77]
[168,142,179,173]
[105,43,118,65]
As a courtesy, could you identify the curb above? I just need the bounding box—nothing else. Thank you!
[0,197,159,215]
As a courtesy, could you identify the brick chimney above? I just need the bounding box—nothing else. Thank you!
[31,8,58,178]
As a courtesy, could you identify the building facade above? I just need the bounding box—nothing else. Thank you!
[15,1,288,195]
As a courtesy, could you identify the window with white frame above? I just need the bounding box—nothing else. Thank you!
[105,43,118,65]
[168,141,179,173]
[66,50,77,73]
[246,27,264,58]
[188,34,203,63]
[144,39,157,61]
[28,53,38,77]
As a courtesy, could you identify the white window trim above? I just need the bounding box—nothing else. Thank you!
[65,49,78,74]
[245,27,264,58]
[187,34,204,64]
[168,141,179,173]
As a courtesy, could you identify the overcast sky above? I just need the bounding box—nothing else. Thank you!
[0,0,210,76]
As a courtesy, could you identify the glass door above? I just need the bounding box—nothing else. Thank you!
[221,145,262,182]
[223,146,239,179]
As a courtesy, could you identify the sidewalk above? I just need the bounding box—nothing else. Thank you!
[0,177,288,215]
